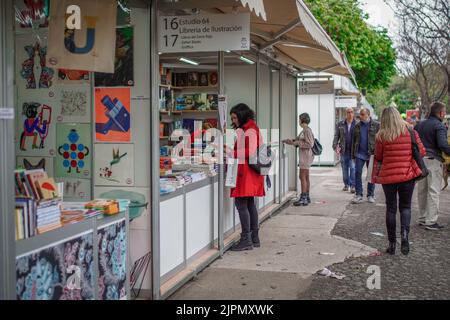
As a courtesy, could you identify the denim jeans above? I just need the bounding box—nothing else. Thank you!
[382,179,415,242]
[341,153,355,187]
[355,157,375,197]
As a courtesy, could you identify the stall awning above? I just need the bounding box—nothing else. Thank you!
[159,0,355,79]
[249,0,355,78]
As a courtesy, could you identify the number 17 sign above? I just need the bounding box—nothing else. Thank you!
[158,13,250,53]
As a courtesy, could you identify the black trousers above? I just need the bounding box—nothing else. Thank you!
[235,197,259,234]
[382,179,416,243]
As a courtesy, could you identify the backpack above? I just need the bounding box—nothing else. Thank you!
[248,144,274,176]
[312,139,322,156]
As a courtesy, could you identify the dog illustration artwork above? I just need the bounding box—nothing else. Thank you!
[20,41,54,89]
[20,102,51,151]
[57,129,90,174]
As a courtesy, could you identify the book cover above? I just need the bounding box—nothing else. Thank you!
[208,71,218,86]
[36,178,59,199]
[187,72,199,86]
[26,169,48,199]
[199,72,208,86]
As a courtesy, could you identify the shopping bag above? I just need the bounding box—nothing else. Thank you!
[225,159,238,188]
[366,155,375,183]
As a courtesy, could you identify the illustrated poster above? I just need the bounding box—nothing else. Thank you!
[16,156,54,177]
[94,143,134,186]
[94,27,134,87]
[16,92,56,157]
[55,123,92,178]
[56,85,91,123]
[95,87,131,142]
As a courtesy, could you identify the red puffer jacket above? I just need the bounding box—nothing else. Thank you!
[230,119,265,198]
[372,129,426,185]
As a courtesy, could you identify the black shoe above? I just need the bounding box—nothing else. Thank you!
[342,186,349,192]
[293,193,308,206]
[386,242,396,255]
[251,229,260,248]
[401,229,409,255]
[425,223,444,231]
[306,193,311,204]
[230,232,253,251]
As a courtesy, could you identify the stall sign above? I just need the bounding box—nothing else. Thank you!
[158,13,250,53]
[335,96,357,109]
[299,81,334,95]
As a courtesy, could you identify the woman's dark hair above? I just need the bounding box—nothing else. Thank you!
[299,113,310,124]
[230,103,255,129]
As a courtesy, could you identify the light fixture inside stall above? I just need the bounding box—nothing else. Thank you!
[179,57,199,65]
[239,56,255,65]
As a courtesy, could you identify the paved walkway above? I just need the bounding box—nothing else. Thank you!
[170,165,450,300]
[169,166,377,300]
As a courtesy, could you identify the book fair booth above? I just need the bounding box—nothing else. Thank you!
[0,0,353,300]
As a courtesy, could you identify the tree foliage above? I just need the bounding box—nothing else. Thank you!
[304,0,396,90]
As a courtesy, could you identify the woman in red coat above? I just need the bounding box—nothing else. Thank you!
[227,103,265,251]
[372,107,426,255]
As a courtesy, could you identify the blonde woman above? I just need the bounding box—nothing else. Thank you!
[372,107,426,255]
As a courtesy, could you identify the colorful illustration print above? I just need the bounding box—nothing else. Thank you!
[19,102,52,151]
[94,88,131,142]
[95,27,134,87]
[58,69,89,82]
[56,123,91,178]
[16,0,49,29]
[94,143,134,186]
[98,220,127,300]
[20,41,54,89]
[16,233,94,300]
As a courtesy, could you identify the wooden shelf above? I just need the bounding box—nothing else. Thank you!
[160,136,170,139]
[159,84,171,88]
[160,110,182,114]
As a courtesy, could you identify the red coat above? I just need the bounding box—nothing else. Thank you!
[372,129,426,185]
[230,119,265,198]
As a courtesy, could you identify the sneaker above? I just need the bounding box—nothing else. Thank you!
[350,187,356,194]
[342,186,349,192]
[424,223,444,231]
[367,196,376,203]
[351,196,363,204]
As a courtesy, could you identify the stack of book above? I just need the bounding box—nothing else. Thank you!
[36,199,62,234]
[14,168,62,239]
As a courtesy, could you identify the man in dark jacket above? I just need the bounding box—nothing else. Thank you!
[351,107,380,204]
[333,107,357,193]
[415,101,450,230]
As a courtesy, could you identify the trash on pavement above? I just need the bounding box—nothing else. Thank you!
[318,268,346,280]
[370,232,385,237]
[319,252,335,256]
[369,250,382,257]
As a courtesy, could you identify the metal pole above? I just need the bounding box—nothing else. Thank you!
[218,51,224,255]
[0,0,16,300]
[279,70,283,200]
[150,0,161,300]
[295,75,299,191]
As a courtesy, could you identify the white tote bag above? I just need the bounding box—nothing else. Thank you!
[225,159,239,188]
[366,155,375,183]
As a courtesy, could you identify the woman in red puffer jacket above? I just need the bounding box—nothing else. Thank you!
[372,107,426,256]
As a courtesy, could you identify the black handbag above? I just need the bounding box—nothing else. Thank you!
[408,128,429,181]
[312,138,323,156]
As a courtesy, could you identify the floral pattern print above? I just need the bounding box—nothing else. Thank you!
[97,220,127,300]
[16,234,94,300]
